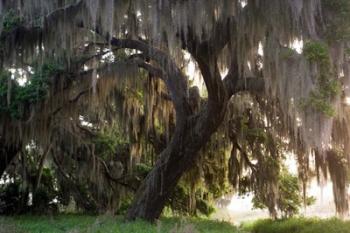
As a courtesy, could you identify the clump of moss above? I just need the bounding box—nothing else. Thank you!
[300,41,341,117]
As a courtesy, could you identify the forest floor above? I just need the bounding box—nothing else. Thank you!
[1,215,350,233]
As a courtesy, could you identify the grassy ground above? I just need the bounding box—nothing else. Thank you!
[242,217,350,233]
[0,215,239,233]
[2,215,350,233]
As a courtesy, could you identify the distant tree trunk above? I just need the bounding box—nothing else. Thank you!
[34,143,52,192]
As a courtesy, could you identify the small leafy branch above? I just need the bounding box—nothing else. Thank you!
[300,41,341,117]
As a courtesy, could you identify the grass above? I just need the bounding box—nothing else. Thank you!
[242,217,350,233]
[0,215,239,233]
[2,215,350,233]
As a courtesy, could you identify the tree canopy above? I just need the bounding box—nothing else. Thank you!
[0,0,349,221]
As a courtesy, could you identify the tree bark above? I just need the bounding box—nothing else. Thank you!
[126,104,227,221]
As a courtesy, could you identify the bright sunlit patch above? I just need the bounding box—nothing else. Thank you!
[79,115,93,127]
[183,50,205,95]
[285,152,298,175]
[8,68,29,86]
[240,0,247,8]
[258,42,263,56]
[344,97,350,105]
[291,39,303,54]
[227,194,254,212]
[296,117,302,127]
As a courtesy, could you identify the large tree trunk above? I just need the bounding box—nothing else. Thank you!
[126,43,229,220]
[113,20,235,221]
[125,69,265,221]
[126,102,227,221]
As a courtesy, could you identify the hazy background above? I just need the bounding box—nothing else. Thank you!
[213,154,343,223]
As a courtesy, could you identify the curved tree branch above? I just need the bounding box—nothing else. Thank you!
[110,38,191,121]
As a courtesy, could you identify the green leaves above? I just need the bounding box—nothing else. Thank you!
[2,9,22,33]
[300,91,337,117]
[303,42,329,63]
[301,41,341,117]
[93,125,129,159]
[252,170,315,218]
[0,61,63,119]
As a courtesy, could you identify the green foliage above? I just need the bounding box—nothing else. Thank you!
[134,163,152,177]
[242,217,350,233]
[2,9,22,33]
[303,42,329,63]
[0,62,63,119]
[124,86,144,104]
[115,196,133,215]
[93,125,129,159]
[300,92,336,117]
[252,170,314,218]
[239,115,270,144]
[0,146,60,215]
[276,172,311,218]
[0,180,24,215]
[196,199,216,216]
[301,41,341,117]
[166,183,216,217]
